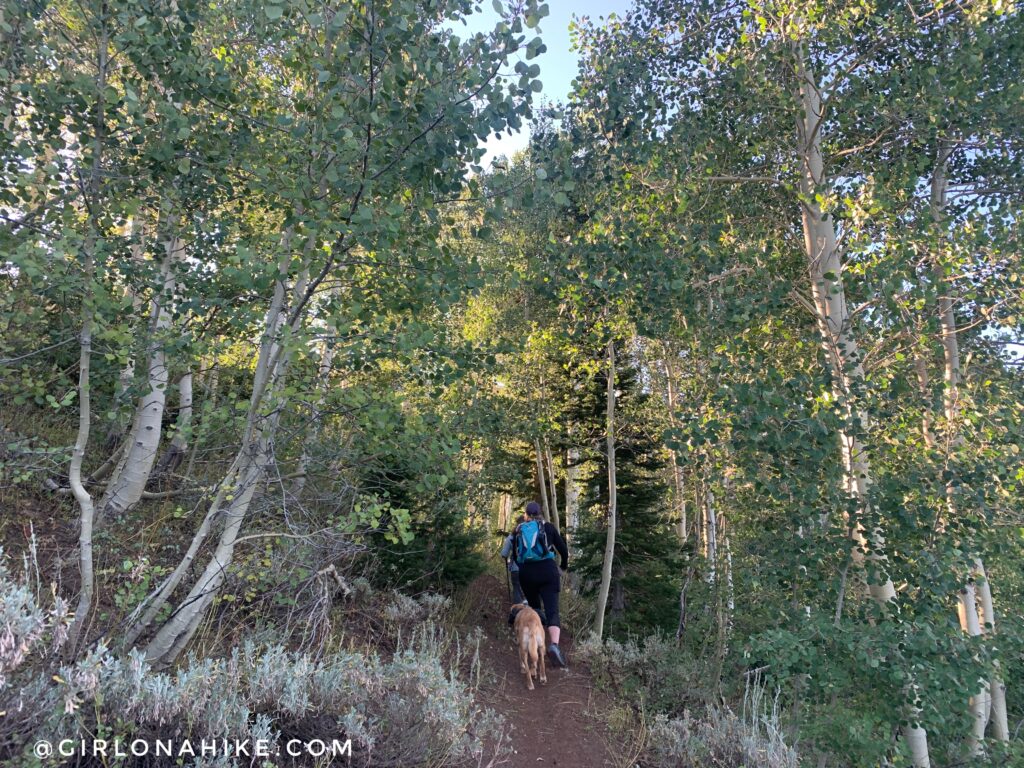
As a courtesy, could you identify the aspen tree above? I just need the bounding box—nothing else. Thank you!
[153,371,193,478]
[594,338,618,640]
[930,141,1009,752]
[100,226,183,519]
[544,441,561,533]
[793,41,930,767]
[66,10,110,655]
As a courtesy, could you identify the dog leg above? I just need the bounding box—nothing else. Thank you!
[539,636,547,685]
[520,635,534,689]
[526,642,537,690]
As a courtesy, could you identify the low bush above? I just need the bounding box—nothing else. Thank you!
[645,705,798,768]
[575,632,713,716]
[0,553,505,767]
[576,632,799,768]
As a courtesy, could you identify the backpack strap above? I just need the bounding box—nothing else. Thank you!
[513,522,525,564]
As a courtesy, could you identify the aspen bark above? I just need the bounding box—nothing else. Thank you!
[693,477,704,554]
[534,438,551,523]
[100,230,182,519]
[594,339,617,641]
[794,44,928,765]
[565,447,581,534]
[182,365,217,484]
[66,23,108,656]
[958,583,990,753]
[544,441,561,534]
[664,351,687,540]
[144,420,277,663]
[795,49,895,603]
[929,141,1008,749]
[290,337,336,499]
[704,483,717,585]
[106,216,145,448]
[67,294,95,655]
[124,254,292,650]
[723,515,734,618]
[143,269,308,665]
[975,559,1009,740]
[153,371,193,478]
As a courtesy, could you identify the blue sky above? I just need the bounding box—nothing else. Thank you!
[454,0,633,165]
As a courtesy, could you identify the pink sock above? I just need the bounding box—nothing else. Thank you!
[548,626,560,645]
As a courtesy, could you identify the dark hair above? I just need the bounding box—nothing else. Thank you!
[525,501,542,517]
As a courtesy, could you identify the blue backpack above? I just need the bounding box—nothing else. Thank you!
[516,519,554,564]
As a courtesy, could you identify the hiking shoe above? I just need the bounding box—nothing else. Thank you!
[548,643,567,668]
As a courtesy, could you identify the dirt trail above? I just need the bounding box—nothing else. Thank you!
[466,573,615,768]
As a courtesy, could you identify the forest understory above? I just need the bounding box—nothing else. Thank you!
[2,0,1023,766]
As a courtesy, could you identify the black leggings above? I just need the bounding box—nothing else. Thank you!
[510,569,525,604]
[519,559,561,628]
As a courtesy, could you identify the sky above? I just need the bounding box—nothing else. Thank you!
[453,0,633,166]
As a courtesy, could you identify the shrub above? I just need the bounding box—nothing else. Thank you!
[0,548,69,688]
[645,705,799,768]
[0,555,505,767]
[575,632,713,715]
[576,632,800,768]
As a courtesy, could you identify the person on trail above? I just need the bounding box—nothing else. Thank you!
[500,528,525,604]
[510,500,569,668]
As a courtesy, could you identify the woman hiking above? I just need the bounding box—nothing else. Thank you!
[507,500,569,667]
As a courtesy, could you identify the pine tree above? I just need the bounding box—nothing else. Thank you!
[574,351,682,636]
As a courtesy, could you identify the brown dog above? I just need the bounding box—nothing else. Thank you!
[510,603,547,690]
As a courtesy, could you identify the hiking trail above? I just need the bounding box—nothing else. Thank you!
[465,573,616,768]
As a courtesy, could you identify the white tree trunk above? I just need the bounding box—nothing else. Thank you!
[725,537,734,616]
[704,483,717,585]
[144,425,276,664]
[106,216,146,448]
[100,232,182,518]
[142,269,307,665]
[182,364,218,484]
[565,447,581,535]
[534,438,551,523]
[723,522,734,631]
[123,259,292,650]
[594,339,617,641]
[290,337,336,498]
[930,141,1008,749]
[693,479,703,554]
[544,441,560,534]
[794,45,927,765]
[957,584,990,754]
[153,371,192,478]
[796,51,896,603]
[66,30,107,656]
[67,301,95,655]
[975,559,1009,740]
[664,352,687,541]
